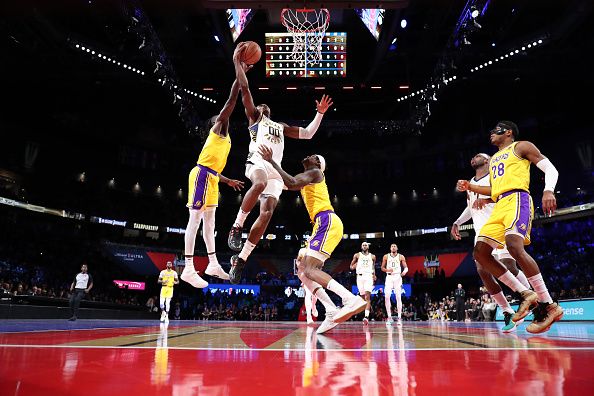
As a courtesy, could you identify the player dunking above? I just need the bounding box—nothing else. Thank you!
[180,76,245,288]
[452,153,532,332]
[258,146,366,333]
[297,247,319,324]
[228,43,333,284]
[457,121,563,333]
[381,244,408,326]
[350,242,376,325]
[158,261,179,322]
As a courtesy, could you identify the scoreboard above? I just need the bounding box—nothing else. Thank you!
[265,32,347,78]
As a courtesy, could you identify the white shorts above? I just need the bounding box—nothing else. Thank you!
[245,159,284,200]
[474,235,513,261]
[356,274,374,295]
[384,274,402,298]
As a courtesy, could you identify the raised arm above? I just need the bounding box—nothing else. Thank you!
[233,44,259,123]
[282,95,333,139]
[257,146,323,190]
[213,79,241,128]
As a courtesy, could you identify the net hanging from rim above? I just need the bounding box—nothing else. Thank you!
[281,8,330,67]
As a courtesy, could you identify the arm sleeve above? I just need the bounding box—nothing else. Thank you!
[536,158,559,192]
[298,112,324,139]
[88,275,93,284]
[454,206,472,226]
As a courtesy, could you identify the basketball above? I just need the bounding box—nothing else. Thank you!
[240,41,261,65]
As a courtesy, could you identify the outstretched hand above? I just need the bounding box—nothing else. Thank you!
[258,145,273,162]
[233,42,247,61]
[316,94,333,114]
[456,180,470,192]
[225,178,245,191]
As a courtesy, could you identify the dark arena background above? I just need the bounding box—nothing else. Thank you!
[1,0,594,395]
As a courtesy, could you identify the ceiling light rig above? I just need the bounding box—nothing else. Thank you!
[469,38,546,73]
[73,42,216,104]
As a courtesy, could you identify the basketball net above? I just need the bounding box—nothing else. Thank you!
[281,8,330,67]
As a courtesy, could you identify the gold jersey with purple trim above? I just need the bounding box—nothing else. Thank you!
[301,177,334,222]
[489,141,530,200]
[197,128,231,174]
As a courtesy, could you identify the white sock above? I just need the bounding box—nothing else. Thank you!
[203,209,217,265]
[313,288,337,313]
[184,210,203,255]
[184,256,195,271]
[396,296,403,318]
[326,279,355,302]
[516,270,531,290]
[304,290,313,316]
[364,309,370,318]
[527,273,553,304]
[492,291,514,314]
[234,209,249,228]
[238,240,256,261]
[497,271,528,293]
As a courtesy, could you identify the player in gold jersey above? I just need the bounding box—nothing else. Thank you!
[180,74,246,289]
[158,261,179,322]
[259,145,366,334]
[457,121,562,333]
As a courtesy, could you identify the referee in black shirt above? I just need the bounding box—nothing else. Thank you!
[69,264,93,321]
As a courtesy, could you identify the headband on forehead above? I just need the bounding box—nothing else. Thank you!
[316,154,326,172]
[477,153,491,161]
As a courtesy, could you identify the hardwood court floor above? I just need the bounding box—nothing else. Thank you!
[1,320,593,395]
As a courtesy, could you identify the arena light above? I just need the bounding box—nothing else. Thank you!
[399,85,409,89]
[371,86,381,89]
[400,19,407,29]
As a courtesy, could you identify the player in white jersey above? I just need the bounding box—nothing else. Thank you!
[296,248,319,324]
[228,42,333,284]
[451,153,531,332]
[381,244,408,326]
[158,261,179,322]
[350,242,376,325]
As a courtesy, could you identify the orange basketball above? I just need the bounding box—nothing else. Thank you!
[241,41,262,65]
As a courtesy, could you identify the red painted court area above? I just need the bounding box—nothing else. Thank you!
[1,320,593,395]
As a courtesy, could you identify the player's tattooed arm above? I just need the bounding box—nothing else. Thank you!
[400,255,408,276]
[349,253,359,270]
[233,43,259,123]
[281,95,333,139]
[258,145,323,190]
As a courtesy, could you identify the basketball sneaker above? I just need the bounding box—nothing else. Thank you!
[316,310,338,334]
[502,311,519,333]
[181,266,208,288]
[333,296,367,323]
[512,290,538,322]
[228,226,244,252]
[205,263,230,280]
[307,317,315,325]
[160,311,167,323]
[229,255,246,284]
[526,302,564,334]
[396,318,403,327]
[386,317,394,325]
[363,317,369,325]
[312,304,318,318]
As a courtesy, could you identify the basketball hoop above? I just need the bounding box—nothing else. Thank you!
[281,8,330,67]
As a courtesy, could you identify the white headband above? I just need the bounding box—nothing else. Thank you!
[477,153,491,161]
[316,154,326,172]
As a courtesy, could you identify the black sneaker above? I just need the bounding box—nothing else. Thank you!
[229,255,246,284]
[228,226,244,252]
[68,316,77,321]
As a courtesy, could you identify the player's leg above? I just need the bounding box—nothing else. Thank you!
[298,268,337,315]
[164,297,171,321]
[384,276,393,324]
[497,248,531,289]
[506,235,562,333]
[363,290,371,324]
[394,275,403,323]
[159,296,166,322]
[476,259,519,331]
[230,184,280,283]
[202,207,229,280]
[311,291,318,318]
[229,167,268,251]
[182,208,208,288]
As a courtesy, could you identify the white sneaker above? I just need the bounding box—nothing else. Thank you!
[396,318,402,326]
[317,310,339,334]
[205,263,230,280]
[307,317,315,325]
[334,296,367,323]
[181,266,208,288]
[312,305,319,318]
[386,317,394,325]
[363,317,369,325]
[160,312,166,322]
